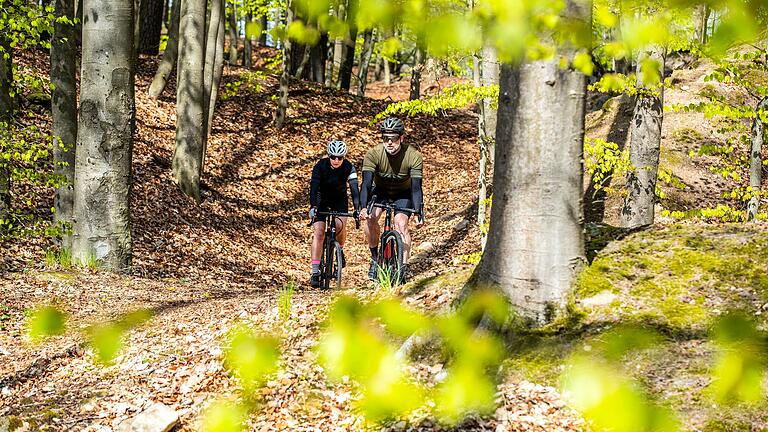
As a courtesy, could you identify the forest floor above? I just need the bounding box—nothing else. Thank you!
[1,48,767,431]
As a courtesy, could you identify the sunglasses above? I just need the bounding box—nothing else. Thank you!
[382,134,401,143]
[329,155,344,161]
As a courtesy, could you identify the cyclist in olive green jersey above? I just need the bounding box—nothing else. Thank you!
[359,117,425,282]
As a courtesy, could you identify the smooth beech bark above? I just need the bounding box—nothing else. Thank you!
[51,0,78,247]
[173,0,207,201]
[474,59,587,325]
[620,47,664,228]
[148,0,180,99]
[72,0,135,271]
[204,0,225,145]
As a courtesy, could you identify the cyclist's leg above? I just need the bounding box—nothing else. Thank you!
[393,212,411,262]
[311,220,326,264]
[364,207,384,252]
[393,193,415,263]
[336,216,347,247]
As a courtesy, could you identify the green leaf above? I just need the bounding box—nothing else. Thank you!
[200,400,247,432]
[27,305,67,342]
[224,326,280,392]
[572,51,594,76]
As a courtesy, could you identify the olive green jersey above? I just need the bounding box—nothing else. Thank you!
[362,144,423,193]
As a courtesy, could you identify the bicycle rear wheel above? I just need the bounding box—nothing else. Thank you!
[378,231,404,285]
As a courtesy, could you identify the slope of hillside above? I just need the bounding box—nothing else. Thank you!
[2,47,767,432]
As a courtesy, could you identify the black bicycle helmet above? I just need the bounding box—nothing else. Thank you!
[379,117,405,135]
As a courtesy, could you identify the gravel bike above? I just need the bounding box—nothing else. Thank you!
[310,210,359,289]
[368,198,419,285]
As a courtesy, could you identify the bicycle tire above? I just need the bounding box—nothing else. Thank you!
[378,230,404,285]
[334,241,343,289]
[321,237,335,289]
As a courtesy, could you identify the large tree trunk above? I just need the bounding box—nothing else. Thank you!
[748,97,768,221]
[72,0,135,271]
[274,1,292,129]
[338,0,358,91]
[173,0,207,202]
[51,0,78,248]
[227,2,238,64]
[0,37,12,228]
[138,0,164,55]
[409,44,425,100]
[472,0,588,324]
[474,61,587,325]
[356,29,374,96]
[148,0,180,99]
[204,0,225,144]
[620,47,664,228]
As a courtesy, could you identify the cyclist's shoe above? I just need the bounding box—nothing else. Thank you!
[310,272,321,288]
[367,260,377,281]
[341,249,346,268]
[397,264,409,284]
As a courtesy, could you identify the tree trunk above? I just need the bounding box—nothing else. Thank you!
[148,0,180,98]
[72,0,135,271]
[258,15,267,46]
[0,37,12,228]
[51,0,78,248]
[204,0,225,145]
[384,58,391,85]
[338,0,358,91]
[479,44,499,142]
[473,59,587,324]
[748,97,768,221]
[356,29,374,96]
[244,12,253,68]
[173,0,207,202]
[620,47,664,228]
[327,0,346,88]
[138,0,164,55]
[309,32,327,83]
[409,44,425,100]
[293,45,311,79]
[133,0,142,55]
[274,1,292,129]
[696,5,710,45]
[227,2,238,64]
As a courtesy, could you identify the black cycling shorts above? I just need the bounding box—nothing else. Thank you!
[316,198,348,223]
[371,188,414,216]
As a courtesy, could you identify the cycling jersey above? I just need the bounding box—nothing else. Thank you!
[309,158,360,212]
[362,143,423,194]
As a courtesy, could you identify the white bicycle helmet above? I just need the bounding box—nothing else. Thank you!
[327,140,348,157]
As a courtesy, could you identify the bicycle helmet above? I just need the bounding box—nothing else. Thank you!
[327,140,348,157]
[379,117,405,135]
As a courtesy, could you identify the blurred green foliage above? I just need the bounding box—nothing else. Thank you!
[26,305,67,342]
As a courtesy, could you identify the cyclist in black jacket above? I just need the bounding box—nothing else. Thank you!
[308,140,361,288]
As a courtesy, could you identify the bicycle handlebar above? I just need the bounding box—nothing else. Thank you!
[308,210,360,229]
[367,195,420,216]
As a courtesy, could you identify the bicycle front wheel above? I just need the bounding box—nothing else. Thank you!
[379,230,404,285]
[322,238,335,289]
[334,241,343,289]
